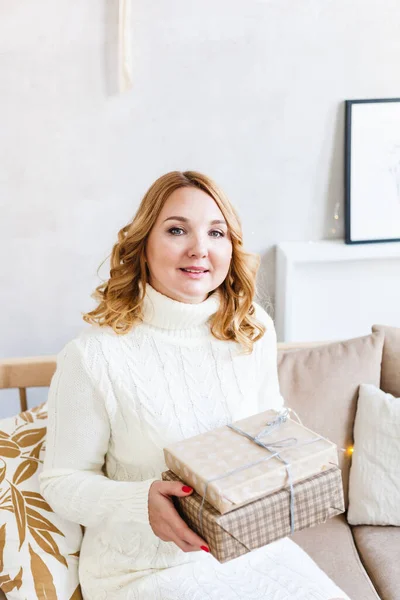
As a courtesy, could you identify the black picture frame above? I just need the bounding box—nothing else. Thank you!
[345,97,400,244]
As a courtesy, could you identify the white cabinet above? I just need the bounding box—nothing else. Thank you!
[275,240,400,342]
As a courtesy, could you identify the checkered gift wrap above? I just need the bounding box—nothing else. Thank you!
[162,466,344,563]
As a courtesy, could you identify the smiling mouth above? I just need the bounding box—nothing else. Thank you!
[179,268,209,273]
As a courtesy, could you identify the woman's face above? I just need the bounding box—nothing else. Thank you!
[145,187,233,303]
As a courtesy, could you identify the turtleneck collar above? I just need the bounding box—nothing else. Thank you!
[141,283,221,331]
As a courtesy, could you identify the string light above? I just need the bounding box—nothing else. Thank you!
[330,202,341,235]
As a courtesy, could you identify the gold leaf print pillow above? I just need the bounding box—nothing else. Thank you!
[0,402,82,600]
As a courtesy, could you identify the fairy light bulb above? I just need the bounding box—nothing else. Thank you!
[330,202,341,235]
[340,446,354,456]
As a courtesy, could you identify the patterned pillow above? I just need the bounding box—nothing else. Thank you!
[0,402,83,599]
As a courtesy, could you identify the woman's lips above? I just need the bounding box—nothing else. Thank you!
[179,268,209,279]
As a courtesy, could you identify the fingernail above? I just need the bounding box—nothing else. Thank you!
[200,545,210,552]
[182,485,192,493]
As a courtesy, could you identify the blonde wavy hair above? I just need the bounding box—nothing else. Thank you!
[83,170,266,353]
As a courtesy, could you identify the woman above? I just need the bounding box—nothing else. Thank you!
[40,171,348,600]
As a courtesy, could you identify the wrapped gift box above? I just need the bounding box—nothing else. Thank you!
[163,409,339,514]
[162,466,344,563]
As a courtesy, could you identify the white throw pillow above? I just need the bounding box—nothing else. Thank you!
[347,383,400,526]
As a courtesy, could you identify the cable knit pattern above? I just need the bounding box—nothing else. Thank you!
[39,285,349,600]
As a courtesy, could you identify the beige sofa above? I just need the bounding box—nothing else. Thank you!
[277,324,400,600]
[0,323,398,600]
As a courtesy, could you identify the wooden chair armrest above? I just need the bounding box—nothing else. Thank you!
[0,356,57,390]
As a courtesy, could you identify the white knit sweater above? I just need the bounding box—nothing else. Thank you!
[40,285,349,600]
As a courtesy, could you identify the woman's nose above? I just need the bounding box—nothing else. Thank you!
[188,236,208,258]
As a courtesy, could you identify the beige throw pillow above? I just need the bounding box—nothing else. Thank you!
[0,402,82,600]
[347,384,400,526]
[277,331,384,506]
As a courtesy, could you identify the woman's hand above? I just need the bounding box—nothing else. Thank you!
[148,481,210,553]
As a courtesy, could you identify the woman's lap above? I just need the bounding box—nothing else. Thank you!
[81,538,349,600]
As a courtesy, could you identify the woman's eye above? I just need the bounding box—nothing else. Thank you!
[168,227,185,235]
[209,230,224,238]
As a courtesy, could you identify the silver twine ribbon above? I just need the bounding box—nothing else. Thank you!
[197,408,323,537]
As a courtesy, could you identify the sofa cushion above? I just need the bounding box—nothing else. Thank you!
[0,403,82,599]
[292,514,380,600]
[352,525,400,600]
[277,331,384,506]
[347,384,400,526]
[372,324,400,397]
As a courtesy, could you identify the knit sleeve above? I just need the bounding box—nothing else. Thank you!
[39,337,159,529]
[254,304,285,413]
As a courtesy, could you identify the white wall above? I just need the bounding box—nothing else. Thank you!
[1,0,400,415]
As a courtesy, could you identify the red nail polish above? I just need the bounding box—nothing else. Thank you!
[182,485,192,493]
[201,545,210,552]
